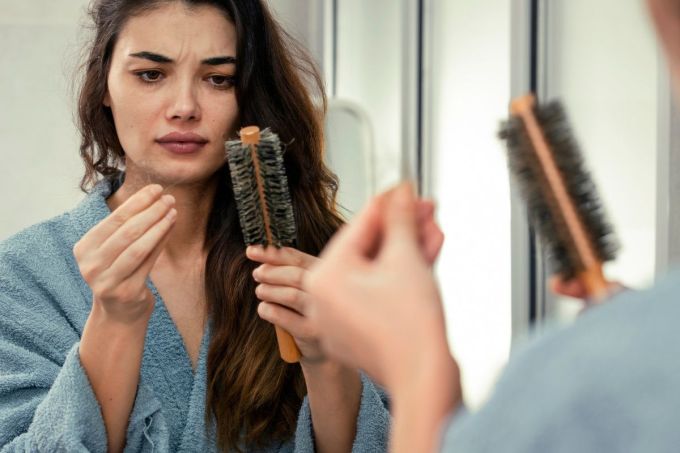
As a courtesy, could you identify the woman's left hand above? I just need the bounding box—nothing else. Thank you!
[246,245,326,364]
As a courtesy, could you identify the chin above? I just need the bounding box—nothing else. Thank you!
[131,162,224,188]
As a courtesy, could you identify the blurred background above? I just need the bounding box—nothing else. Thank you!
[1,0,678,409]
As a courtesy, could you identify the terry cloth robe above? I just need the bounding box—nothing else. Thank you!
[0,178,390,452]
[441,271,680,452]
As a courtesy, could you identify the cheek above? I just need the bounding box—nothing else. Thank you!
[111,103,147,146]
[208,94,240,138]
[107,74,158,128]
[119,104,150,128]
[108,89,157,144]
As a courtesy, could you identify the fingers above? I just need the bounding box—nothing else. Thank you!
[384,183,418,243]
[550,275,628,301]
[317,192,386,264]
[416,200,435,224]
[74,187,174,289]
[253,264,305,289]
[415,199,445,265]
[255,283,308,314]
[419,218,445,265]
[77,184,164,251]
[103,206,177,282]
[258,301,309,339]
[122,215,175,288]
[246,245,317,269]
[249,251,313,314]
[74,184,178,324]
[98,194,176,262]
[380,182,422,262]
[549,275,588,299]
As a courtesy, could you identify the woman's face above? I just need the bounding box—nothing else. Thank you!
[105,2,238,186]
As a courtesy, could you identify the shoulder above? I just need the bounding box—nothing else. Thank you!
[519,273,680,369]
[0,180,119,359]
[0,212,79,277]
[505,275,680,399]
[444,275,680,452]
[0,213,88,360]
[0,182,113,317]
[0,178,114,273]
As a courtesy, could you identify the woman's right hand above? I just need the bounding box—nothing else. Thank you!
[549,275,628,306]
[73,184,177,325]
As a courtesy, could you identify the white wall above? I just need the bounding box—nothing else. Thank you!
[0,2,90,241]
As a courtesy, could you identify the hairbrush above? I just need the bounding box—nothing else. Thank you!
[226,126,301,363]
[499,94,620,301]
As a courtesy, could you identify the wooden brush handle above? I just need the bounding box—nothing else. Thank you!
[511,95,620,303]
[240,125,301,363]
[578,265,615,303]
[275,325,301,363]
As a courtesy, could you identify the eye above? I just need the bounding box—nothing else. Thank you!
[135,70,164,83]
[207,74,236,89]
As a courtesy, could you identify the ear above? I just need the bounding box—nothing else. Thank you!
[103,91,111,108]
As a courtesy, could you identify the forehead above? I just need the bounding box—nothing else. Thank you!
[115,2,237,58]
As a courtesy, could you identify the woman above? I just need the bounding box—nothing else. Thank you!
[0,0,389,452]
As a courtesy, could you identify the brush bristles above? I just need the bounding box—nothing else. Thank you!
[226,128,297,248]
[499,100,619,277]
[258,131,296,246]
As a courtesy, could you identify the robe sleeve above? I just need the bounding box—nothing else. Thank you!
[290,373,390,453]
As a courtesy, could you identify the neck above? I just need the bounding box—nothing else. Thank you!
[107,171,219,265]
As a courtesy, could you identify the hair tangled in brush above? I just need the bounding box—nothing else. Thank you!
[499,101,618,277]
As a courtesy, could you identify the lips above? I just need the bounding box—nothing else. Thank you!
[156,132,209,154]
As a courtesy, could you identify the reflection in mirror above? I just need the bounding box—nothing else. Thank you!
[541,0,659,322]
[0,1,389,451]
[324,99,375,216]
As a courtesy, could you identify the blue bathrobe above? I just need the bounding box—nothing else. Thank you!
[0,179,390,452]
[441,272,680,452]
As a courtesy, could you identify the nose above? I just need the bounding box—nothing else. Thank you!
[166,79,201,122]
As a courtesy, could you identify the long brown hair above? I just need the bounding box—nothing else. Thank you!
[77,1,343,450]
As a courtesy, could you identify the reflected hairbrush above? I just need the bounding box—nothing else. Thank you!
[499,94,620,302]
[226,126,301,362]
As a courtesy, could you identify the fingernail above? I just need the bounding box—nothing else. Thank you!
[161,194,175,205]
[166,209,177,221]
[150,184,163,195]
[252,267,261,282]
[258,302,269,316]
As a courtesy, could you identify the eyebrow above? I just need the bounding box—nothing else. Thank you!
[202,56,237,66]
[129,51,237,65]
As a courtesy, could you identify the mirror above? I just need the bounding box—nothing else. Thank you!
[0,0,674,417]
